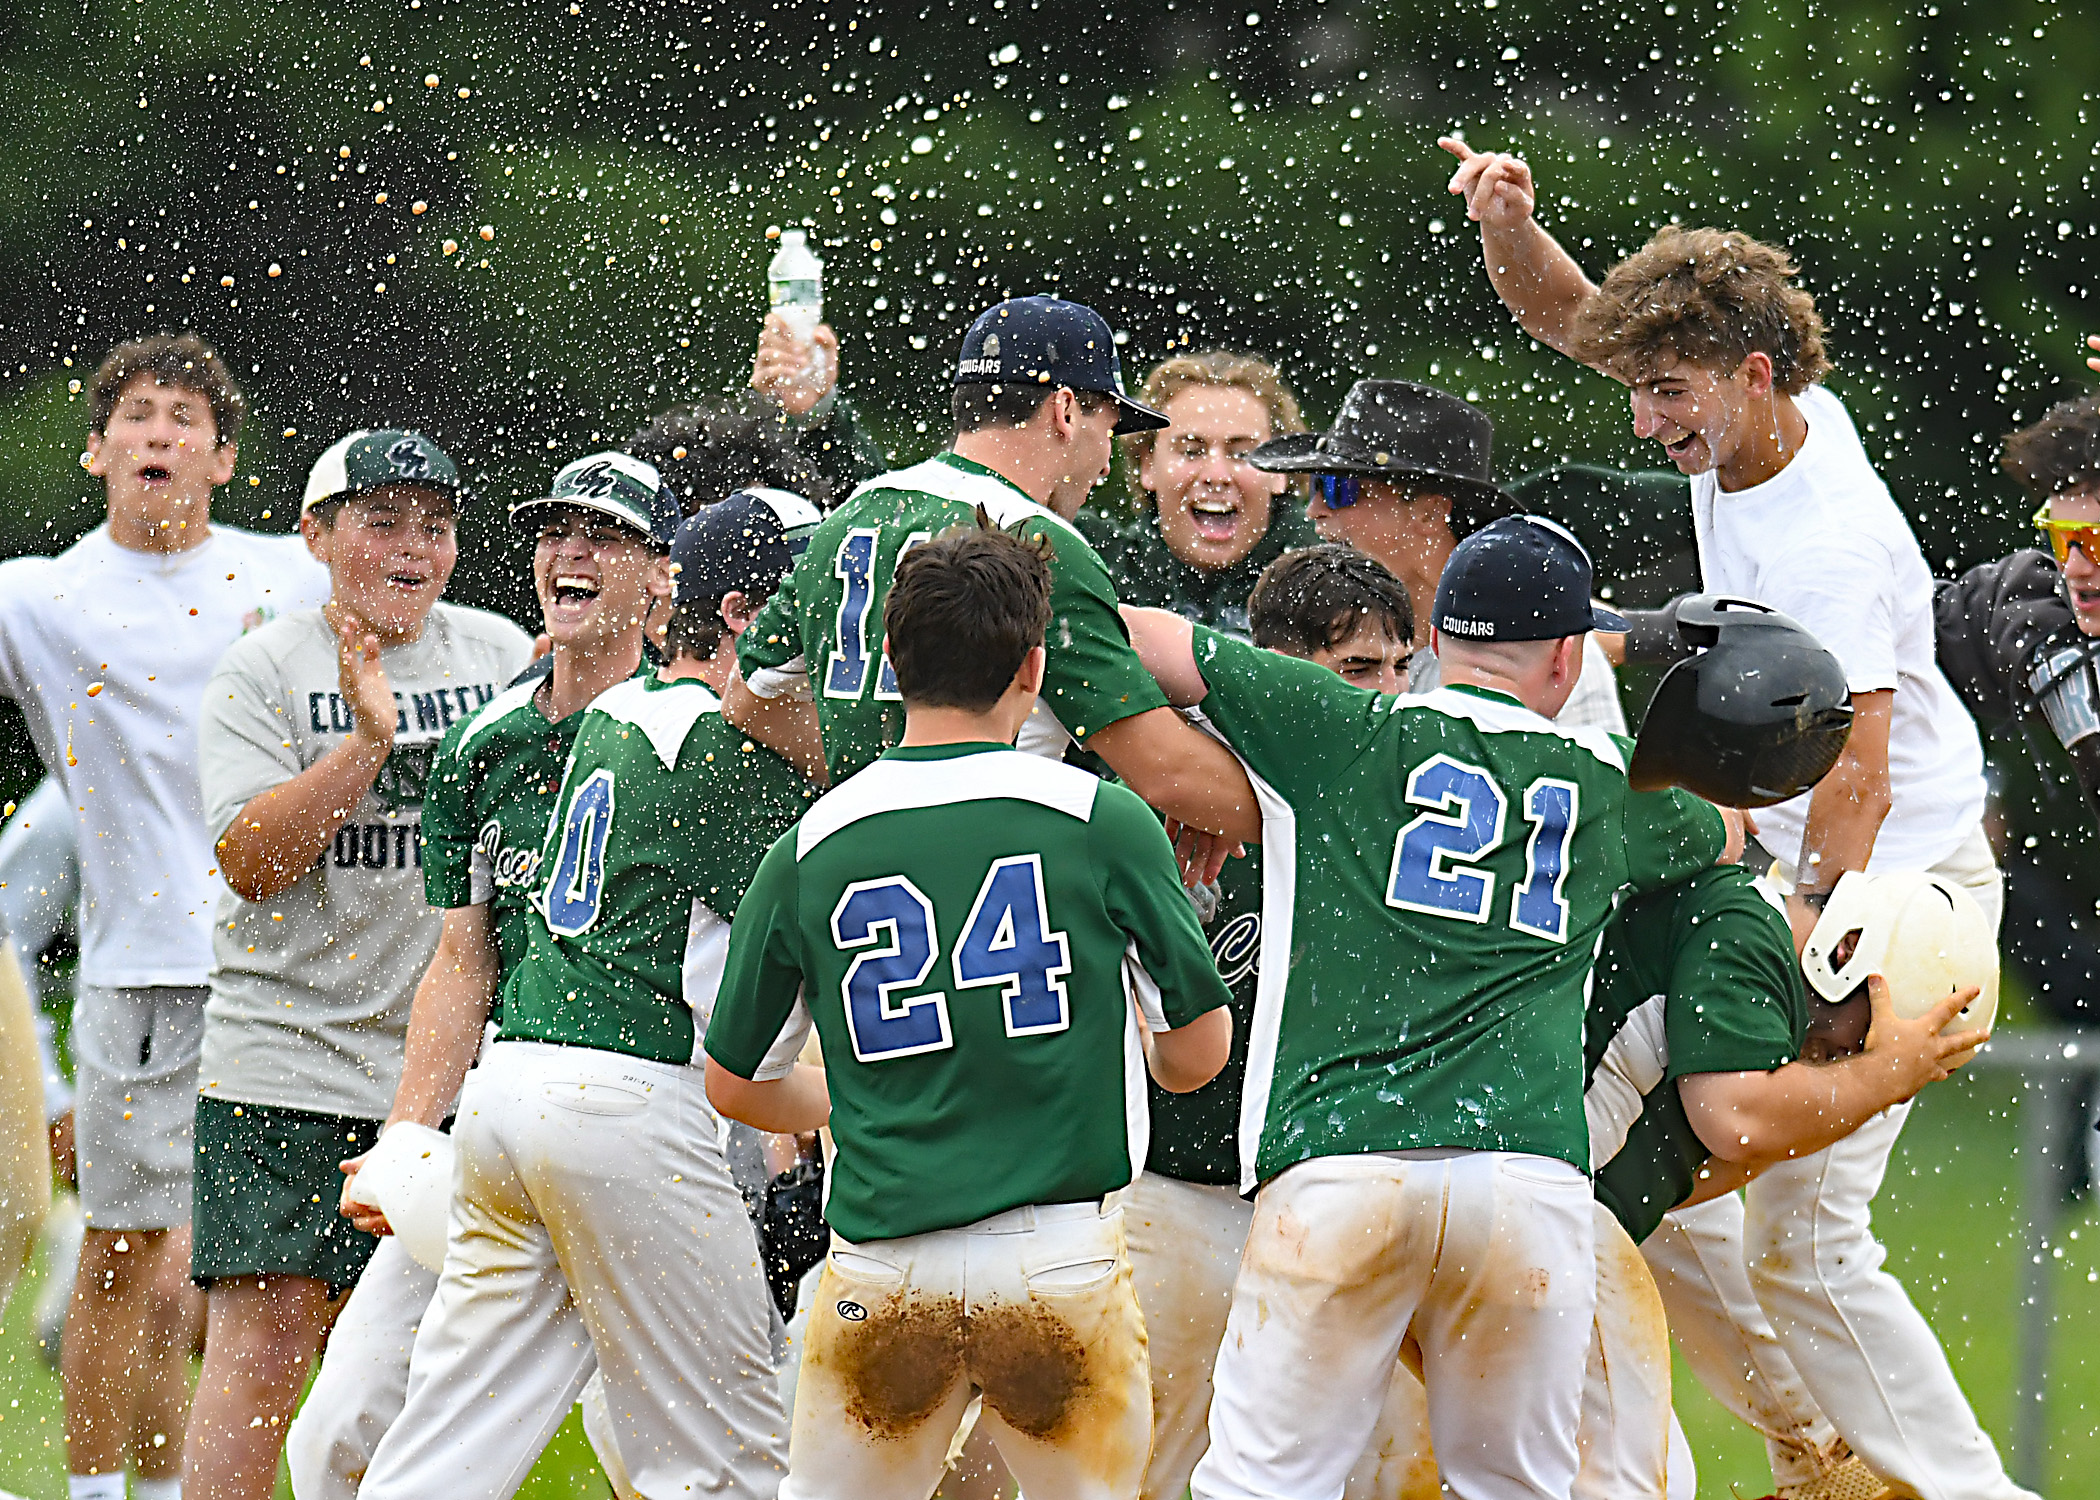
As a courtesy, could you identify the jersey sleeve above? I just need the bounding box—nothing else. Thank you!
[1035,524,1170,742]
[1091,784,1233,1030]
[736,563,809,699]
[704,833,813,1080]
[420,720,481,911]
[1619,785,1729,897]
[197,643,303,846]
[1664,873,1806,1077]
[1186,625,1389,802]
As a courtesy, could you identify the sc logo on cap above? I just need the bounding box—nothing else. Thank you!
[387,436,433,479]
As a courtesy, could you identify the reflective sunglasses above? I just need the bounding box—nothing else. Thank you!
[2033,500,2100,566]
[1309,472,1363,509]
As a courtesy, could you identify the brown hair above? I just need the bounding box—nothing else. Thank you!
[1572,226,1831,394]
[1123,349,1307,502]
[628,395,819,512]
[88,333,245,445]
[2001,393,2100,498]
[883,513,1054,710]
[1249,544,1413,657]
[951,382,1114,435]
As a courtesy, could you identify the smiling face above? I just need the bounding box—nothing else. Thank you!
[1625,354,1762,478]
[303,487,459,643]
[1139,385,1288,572]
[2053,488,2100,636]
[85,373,235,548]
[532,507,670,652]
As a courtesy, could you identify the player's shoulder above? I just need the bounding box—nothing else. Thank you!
[208,524,324,570]
[1626,862,1790,951]
[210,606,330,679]
[1395,685,1629,776]
[440,675,544,764]
[794,746,1101,860]
[426,601,534,658]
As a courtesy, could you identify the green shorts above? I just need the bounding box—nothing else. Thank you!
[191,1095,381,1297]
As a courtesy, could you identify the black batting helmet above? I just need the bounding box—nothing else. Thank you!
[1627,596,1854,808]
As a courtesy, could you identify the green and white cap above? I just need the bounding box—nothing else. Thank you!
[510,450,682,548]
[302,429,464,517]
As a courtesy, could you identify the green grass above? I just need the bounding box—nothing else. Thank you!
[0,1066,2087,1498]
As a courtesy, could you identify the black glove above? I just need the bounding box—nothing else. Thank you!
[757,1156,828,1320]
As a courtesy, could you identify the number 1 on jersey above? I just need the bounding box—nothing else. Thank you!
[823,528,928,701]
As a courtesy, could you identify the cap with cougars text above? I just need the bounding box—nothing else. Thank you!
[670,487,823,611]
[301,429,464,517]
[952,296,1169,434]
[1432,514,1631,644]
[508,450,682,548]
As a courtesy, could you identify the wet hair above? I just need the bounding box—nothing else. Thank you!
[883,513,1054,710]
[626,395,817,513]
[950,382,1114,435]
[1248,544,1413,658]
[88,332,245,445]
[2000,392,2100,498]
[1123,349,1307,503]
[1572,226,1832,394]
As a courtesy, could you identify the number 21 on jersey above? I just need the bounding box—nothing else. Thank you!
[1385,753,1578,942]
[830,853,1073,1062]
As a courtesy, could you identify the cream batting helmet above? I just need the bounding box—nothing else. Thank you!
[1799,870,1999,1036]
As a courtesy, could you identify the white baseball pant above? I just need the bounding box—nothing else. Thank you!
[783,1198,1151,1500]
[1751,826,2032,1500]
[1122,1171,1257,1500]
[1192,1150,1596,1500]
[1340,1202,1688,1500]
[1642,1195,1847,1490]
[357,1040,787,1500]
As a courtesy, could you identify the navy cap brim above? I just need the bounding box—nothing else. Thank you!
[1110,394,1171,435]
[1592,602,1631,633]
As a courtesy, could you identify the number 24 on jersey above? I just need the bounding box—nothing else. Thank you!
[1387,753,1579,942]
[830,853,1073,1064]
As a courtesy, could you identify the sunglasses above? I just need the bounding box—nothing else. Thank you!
[2033,500,2100,566]
[1309,473,1364,509]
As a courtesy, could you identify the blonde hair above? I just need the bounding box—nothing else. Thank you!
[1123,349,1307,504]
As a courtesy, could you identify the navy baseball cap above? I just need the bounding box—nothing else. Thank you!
[1432,514,1630,643]
[670,487,823,611]
[953,296,1168,434]
[510,451,682,548]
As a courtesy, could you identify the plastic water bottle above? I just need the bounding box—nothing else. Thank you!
[766,229,823,339]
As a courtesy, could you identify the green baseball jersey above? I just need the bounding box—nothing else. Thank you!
[705,742,1234,1244]
[1147,842,1263,1186]
[501,673,815,1064]
[422,673,582,982]
[736,453,1168,781]
[1585,865,1807,1244]
[1189,627,1729,1186]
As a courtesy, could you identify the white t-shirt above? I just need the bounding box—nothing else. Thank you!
[1691,383,1985,872]
[0,526,330,988]
[197,603,533,1118]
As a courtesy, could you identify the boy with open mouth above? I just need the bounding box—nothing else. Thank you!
[183,429,532,1500]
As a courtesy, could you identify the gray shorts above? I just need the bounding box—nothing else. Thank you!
[73,984,207,1230]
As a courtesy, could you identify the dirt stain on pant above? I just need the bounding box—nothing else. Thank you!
[818,1292,1093,1444]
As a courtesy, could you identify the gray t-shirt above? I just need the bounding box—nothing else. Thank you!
[198,604,533,1117]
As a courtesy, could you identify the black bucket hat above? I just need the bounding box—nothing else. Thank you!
[1251,379,1516,529]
